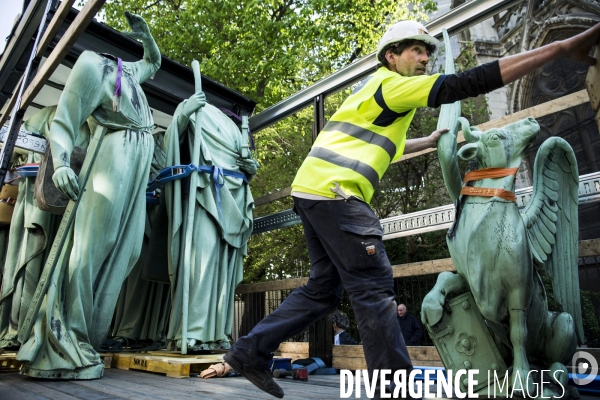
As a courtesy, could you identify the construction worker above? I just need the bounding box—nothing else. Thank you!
[224,20,600,398]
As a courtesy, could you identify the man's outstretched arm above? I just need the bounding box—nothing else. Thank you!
[499,22,600,85]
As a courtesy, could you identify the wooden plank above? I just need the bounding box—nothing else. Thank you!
[255,187,292,207]
[0,374,81,400]
[276,342,309,353]
[332,345,443,370]
[31,378,117,400]
[333,355,444,370]
[332,345,440,361]
[235,277,308,294]
[408,346,442,361]
[0,378,46,400]
[99,352,112,369]
[0,351,21,371]
[249,90,591,206]
[112,353,225,378]
[35,0,77,57]
[0,0,40,70]
[273,352,309,361]
[579,238,600,257]
[72,376,201,399]
[0,357,21,371]
[99,372,222,400]
[8,0,106,124]
[396,89,590,164]
[273,341,309,361]
[142,350,226,359]
[392,258,455,278]
[106,367,330,400]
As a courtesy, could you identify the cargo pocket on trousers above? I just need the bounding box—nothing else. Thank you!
[337,221,385,270]
[339,222,383,238]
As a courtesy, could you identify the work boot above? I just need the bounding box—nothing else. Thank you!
[223,353,284,398]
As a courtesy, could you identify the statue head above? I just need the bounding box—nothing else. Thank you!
[457,117,540,169]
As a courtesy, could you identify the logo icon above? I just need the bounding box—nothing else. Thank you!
[571,351,598,385]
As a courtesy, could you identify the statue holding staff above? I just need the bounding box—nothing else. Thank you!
[0,106,84,350]
[160,78,257,352]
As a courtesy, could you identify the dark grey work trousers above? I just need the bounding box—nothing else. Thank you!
[230,197,413,375]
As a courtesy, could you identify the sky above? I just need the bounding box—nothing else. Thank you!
[0,0,25,54]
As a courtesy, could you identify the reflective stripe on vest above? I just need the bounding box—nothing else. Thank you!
[322,121,396,160]
[307,147,380,189]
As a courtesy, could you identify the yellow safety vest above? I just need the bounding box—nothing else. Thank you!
[292,67,442,203]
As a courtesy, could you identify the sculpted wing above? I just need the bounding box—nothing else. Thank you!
[520,137,583,343]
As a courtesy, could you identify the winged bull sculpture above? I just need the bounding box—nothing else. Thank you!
[421,111,583,397]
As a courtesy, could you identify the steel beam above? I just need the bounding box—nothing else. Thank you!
[252,171,600,239]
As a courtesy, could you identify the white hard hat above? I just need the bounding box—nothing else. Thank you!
[376,20,441,61]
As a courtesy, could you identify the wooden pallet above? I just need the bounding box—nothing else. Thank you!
[0,352,113,371]
[0,352,21,371]
[273,342,309,361]
[332,345,443,370]
[111,352,225,378]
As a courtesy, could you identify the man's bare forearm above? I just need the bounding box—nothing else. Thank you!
[404,128,448,155]
[499,23,600,85]
[404,136,436,154]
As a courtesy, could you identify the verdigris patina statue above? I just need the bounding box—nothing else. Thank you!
[109,132,170,349]
[16,13,161,379]
[421,30,582,398]
[161,87,257,352]
[0,106,70,349]
[422,113,582,397]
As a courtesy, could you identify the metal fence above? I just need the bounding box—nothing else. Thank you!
[233,257,600,348]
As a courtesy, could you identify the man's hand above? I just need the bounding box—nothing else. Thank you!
[182,92,207,118]
[121,12,152,42]
[404,128,449,155]
[237,157,259,178]
[428,128,450,147]
[563,22,600,66]
[52,166,80,201]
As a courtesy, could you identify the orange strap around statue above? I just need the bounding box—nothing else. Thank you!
[461,167,519,202]
[462,167,518,183]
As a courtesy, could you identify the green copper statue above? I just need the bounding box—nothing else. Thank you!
[162,91,257,352]
[422,114,582,397]
[16,13,161,379]
[0,106,67,349]
[109,132,170,348]
[421,30,582,398]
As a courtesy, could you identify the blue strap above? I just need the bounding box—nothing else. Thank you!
[147,164,196,192]
[146,165,248,222]
[212,166,225,223]
[15,165,39,177]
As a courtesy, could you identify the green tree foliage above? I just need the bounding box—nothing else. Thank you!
[104,0,436,109]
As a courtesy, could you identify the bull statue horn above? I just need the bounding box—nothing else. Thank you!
[459,117,480,142]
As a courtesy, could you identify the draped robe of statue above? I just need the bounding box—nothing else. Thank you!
[0,106,88,349]
[17,23,161,379]
[110,132,170,346]
[163,102,254,351]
